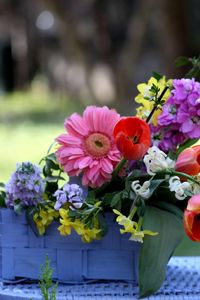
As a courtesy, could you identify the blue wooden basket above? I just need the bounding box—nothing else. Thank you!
[0,209,140,282]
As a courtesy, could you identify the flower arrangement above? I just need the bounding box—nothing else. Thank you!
[1,56,200,297]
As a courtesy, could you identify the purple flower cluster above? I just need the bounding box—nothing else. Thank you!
[5,162,44,208]
[152,78,200,152]
[54,183,84,210]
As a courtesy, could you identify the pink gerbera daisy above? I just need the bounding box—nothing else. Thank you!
[55,106,122,188]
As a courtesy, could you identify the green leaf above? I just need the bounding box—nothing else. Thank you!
[175,56,189,67]
[14,203,23,215]
[0,193,6,207]
[45,176,65,182]
[126,169,148,183]
[26,209,40,236]
[110,192,122,208]
[102,192,117,206]
[0,182,5,188]
[153,201,183,219]
[148,179,166,198]
[152,71,163,81]
[176,139,199,156]
[139,206,184,298]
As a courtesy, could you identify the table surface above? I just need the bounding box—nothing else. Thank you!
[0,256,200,300]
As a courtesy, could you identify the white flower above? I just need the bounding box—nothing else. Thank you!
[169,176,192,200]
[143,146,175,175]
[131,180,151,199]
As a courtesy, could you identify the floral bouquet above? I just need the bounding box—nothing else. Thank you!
[1,56,200,297]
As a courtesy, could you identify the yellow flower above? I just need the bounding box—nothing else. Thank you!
[121,223,158,243]
[113,209,157,243]
[57,208,101,242]
[33,214,46,235]
[58,208,73,236]
[33,206,59,235]
[73,220,101,243]
[80,227,101,243]
[113,209,137,228]
[135,77,172,125]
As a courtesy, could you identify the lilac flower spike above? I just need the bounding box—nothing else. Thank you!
[5,162,44,208]
[54,183,84,210]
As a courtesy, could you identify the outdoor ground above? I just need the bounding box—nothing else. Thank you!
[0,84,200,256]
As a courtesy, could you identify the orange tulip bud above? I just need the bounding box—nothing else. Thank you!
[113,117,151,160]
[184,194,200,241]
[175,145,200,176]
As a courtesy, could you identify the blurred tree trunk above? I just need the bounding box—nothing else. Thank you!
[156,0,190,77]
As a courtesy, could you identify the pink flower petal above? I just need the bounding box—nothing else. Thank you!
[65,113,89,137]
[101,158,113,174]
[56,134,82,146]
[55,105,121,188]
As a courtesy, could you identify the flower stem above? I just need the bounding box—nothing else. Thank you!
[94,157,127,195]
[159,169,200,186]
[146,86,169,123]
[129,206,138,220]
[112,158,127,179]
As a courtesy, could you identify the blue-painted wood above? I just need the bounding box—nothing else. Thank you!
[0,209,140,282]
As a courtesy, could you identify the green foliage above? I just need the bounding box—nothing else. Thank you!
[152,71,163,81]
[38,256,58,300]
[175,55,200,80]
[176,138,199,156]
[139,206,184,298]
[0,183,6,207]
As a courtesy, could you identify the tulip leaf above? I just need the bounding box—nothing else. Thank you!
[139,206,184,298]
[148,179,166,198]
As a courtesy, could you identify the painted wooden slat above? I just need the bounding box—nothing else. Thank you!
[0,209,140,282]
[2,248,14,279]
[57,249,83,281]
[87,249,136,280]
[14,248,57,279]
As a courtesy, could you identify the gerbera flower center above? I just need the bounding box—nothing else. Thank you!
[84,133,111,158]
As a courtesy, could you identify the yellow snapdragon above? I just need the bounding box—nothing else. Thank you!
[135,76,172,125]
[113,209,157,243]
[58,208,101,243]
[33,206,59,235]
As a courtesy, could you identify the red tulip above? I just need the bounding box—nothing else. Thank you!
[175,145,200,176]
[113,117,151,160]
[184,194,200,241]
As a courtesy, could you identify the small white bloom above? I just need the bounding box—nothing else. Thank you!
[131,180,151,199]
[129,235,143,243]
[169,176,181,192]
[169,176,192,200]
[143,146,175,175]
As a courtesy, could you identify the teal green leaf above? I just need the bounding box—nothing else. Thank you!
[153,201,183,219]
[139,206,184,298]
[148,179,166,198]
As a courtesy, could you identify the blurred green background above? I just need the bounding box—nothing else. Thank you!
[1,0,200,256]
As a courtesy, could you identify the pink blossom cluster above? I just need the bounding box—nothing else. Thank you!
[152,78,200,152]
